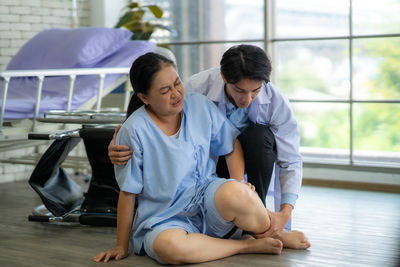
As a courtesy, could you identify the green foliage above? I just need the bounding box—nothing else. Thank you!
[115,1,175,40]
[354,103,400,152]
[352,38,400,152]
[284,38,400,153]
[278,59,329,95]
[364,38,400,99]
[298,108,349,149]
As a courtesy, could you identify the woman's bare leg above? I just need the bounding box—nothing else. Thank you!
[154,181,283,264]
[154,229,282,264]
[214,181,271,234]
[217,181,310,250]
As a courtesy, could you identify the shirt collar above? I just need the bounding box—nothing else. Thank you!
[221,86,229,105]
[222,88,237,113]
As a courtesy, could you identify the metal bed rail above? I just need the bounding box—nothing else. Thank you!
[0,67,131,133]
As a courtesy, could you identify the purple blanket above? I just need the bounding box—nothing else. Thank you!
[0,27,156,119]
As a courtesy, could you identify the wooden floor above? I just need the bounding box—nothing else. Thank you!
[1,179,399,267]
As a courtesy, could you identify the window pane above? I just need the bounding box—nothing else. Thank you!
[354,103,400,154]
[293,102,350,150]
[353,0,400,35]
[275,40,350,100]
[224,0,264,40]
[353,37,400,100]
[168,43,225,81]
[274,0,349,38]
[143,0,264,43]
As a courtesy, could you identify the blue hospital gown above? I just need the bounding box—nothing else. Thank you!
[115,92,240,255]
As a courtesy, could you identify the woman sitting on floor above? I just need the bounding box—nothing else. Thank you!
[94,52,309,265]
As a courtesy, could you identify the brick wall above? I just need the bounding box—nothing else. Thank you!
[0,0,90,182]
[0,0,90,70]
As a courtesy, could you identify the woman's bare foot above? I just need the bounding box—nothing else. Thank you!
[243,237,283,255]
[241,234,255,240]
[280,230,311,249]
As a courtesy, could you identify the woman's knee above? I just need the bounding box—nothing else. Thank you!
[215,181,269,232]
[215,181,258,216]
[153,229,188,264]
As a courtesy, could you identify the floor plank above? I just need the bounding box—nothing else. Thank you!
[0,179,399,266]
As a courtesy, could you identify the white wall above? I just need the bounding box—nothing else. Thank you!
[0,0,90,71]
[89,0,127,28]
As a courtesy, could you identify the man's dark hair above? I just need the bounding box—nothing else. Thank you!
[220,44,271,84]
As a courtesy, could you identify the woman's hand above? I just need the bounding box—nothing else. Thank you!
[108,125,133,166]
[93,245,128,263]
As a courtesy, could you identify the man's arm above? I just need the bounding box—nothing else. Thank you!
[266,203,293,237]
[224,139,245,181]
[250,83,302,237]
[108,125,133,166]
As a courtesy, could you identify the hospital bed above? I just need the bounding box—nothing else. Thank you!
[0,26,174,163]
[0,27,156,131]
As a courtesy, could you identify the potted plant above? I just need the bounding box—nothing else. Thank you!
[115,1,176,40]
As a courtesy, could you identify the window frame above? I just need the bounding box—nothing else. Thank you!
[156,0,400,172]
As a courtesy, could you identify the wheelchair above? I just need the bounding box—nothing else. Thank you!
[27,126,119,227]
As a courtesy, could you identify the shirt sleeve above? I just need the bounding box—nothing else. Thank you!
[184,79,195,93]
[205,97,240,157]
[269,92,303,202]
[253,85,303,205]
[281,193,298,207]
[184,74,203,94]
[114,122,144,194]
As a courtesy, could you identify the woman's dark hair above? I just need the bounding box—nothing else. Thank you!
[220,44,271,84]
[126,52,175,118]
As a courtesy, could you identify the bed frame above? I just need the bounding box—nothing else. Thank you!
[0,67,131,168]
[0,67,130,133]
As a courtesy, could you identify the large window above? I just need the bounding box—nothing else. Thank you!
[272,0,400,167]
[143,0,400,168]
[142,0,264,80]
